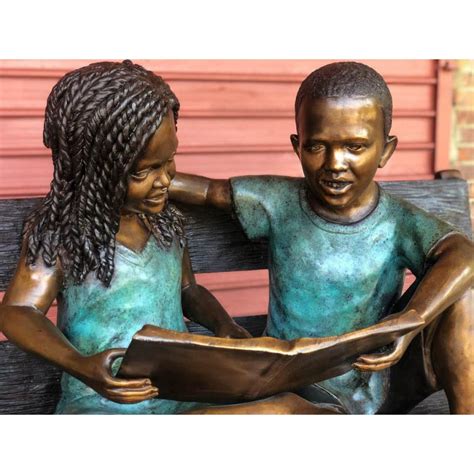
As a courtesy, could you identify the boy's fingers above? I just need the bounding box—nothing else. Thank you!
[356,352,397,364]
[352,361,395,372]
[357,343,405,365]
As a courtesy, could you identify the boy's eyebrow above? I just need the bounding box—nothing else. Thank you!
[302,136,372,145]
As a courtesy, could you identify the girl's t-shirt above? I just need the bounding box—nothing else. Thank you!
[55,234,200,414]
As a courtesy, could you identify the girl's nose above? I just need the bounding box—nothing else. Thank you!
[154,170,171,188]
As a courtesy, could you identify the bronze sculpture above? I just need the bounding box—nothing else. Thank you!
[0,61,472,414]
[170,62,474,414]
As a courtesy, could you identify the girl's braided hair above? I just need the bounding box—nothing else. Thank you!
[23,60,181,287]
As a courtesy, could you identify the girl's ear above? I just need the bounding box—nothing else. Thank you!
[290,134,300,159]
[379,135,398,168]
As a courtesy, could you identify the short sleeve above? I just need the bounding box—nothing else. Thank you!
[397,199,459,277]
[230,176,284,240]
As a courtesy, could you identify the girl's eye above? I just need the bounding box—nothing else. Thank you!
[131,168,151,180]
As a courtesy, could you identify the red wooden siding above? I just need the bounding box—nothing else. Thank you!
[0,60,453,329]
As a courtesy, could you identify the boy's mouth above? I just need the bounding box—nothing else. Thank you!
[319,179,353,194]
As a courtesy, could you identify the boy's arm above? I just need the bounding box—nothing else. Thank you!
[354,233,474,371]
[181,247,251,338]
[170,172,233,212]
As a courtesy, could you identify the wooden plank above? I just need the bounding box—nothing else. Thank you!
[0,115,435,151]
[0,59,438,79]
[0,179,471,291]
[409,390,450,414]
[434,61,455,171]
[0,149,435,198]
[0,79,436,115]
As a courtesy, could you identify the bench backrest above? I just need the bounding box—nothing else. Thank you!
[0,176,472,413]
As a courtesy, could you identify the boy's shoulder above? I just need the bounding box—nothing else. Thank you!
[229,176,305,240]
[230,175,303,193]
[381,187,454,231]
[230,175,303,209]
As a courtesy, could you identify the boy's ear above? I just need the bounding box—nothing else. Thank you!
[379,135,398,168]
[290,134,300,158]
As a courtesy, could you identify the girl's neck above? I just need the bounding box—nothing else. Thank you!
[116,212,151,253]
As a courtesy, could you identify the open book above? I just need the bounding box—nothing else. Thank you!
[118,311,423,404]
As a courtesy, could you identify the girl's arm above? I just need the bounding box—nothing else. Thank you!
[0,246,158,403]
[181,247,251,338]
[170,172,233,212]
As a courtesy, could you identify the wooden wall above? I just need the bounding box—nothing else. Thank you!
[0,60,453,330]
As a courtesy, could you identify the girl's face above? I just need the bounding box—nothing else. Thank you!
[123,110,178,215]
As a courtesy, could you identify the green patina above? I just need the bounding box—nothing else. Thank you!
[55,236,200,414]
[231,176,455,414]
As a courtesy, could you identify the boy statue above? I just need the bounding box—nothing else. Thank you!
[170,62,473,414]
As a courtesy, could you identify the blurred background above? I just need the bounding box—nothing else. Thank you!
[0,59,473,331]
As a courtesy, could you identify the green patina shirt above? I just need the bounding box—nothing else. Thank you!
[231,176,455,414]
[55,236,200,414]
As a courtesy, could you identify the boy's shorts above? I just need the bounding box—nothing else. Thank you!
[296,322,441,414]
[296,280,443,414]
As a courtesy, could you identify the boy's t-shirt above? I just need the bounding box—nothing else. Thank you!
[230,176,456,414]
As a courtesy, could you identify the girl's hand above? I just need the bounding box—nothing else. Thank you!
[215,321,252,339]
[77,348,159,404]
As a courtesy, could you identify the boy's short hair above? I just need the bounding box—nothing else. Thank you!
[295,62,393,138]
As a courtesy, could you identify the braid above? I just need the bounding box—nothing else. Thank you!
[138,204,187,250]
[24,60,180,286]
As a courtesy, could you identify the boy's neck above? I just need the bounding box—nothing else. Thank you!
[307,181,380,224]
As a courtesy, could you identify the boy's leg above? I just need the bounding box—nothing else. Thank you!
[184,392,345,414]
[431,292,474,414]
[379,291,473,414]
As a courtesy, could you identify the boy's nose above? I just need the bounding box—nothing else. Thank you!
[325,148,348,172]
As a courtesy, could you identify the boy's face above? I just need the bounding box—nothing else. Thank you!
[291,96,397,218]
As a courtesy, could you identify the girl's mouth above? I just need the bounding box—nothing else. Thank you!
[144,190,168,205]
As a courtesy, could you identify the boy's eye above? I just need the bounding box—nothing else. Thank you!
[305,144,325,153]
[346,144,365,152]
[131,168,151,180]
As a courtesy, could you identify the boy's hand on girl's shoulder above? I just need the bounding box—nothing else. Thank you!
[77,348,160,403]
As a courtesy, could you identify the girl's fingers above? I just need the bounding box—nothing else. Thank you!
[107,386,159,403]
[103,348,127,365]
[106,376,154,389]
